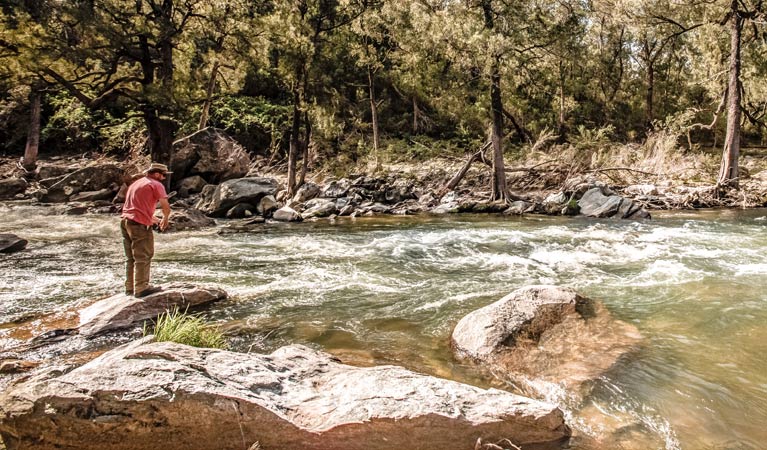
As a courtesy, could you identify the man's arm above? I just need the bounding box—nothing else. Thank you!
[158,198,171,231]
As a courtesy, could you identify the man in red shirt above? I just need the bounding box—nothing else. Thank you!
[120,163,171,297]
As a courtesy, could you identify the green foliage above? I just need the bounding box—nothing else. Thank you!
[1,0,766,177]
[41,92,99,151]
[145,307,228,350]
[214,96,291,132]
[571,125,615,150]
[97,116,146,156]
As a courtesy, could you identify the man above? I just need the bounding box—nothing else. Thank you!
[120,163,171,297]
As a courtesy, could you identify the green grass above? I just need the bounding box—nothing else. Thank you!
[144,307,228,350]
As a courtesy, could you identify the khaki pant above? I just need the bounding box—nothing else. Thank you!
[121,219,154,294]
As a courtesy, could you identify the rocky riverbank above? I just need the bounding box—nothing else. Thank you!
[4,129,767,239]
[0,282,648,449]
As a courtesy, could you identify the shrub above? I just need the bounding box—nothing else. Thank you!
[144,307,228,350]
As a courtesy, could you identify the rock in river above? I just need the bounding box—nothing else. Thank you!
[78,283,227,336]
[0,234,28,254]
[452,286,642,392]
[0,339,570,450]
[195,177,280,217]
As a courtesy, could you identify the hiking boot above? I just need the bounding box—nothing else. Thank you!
[135,286,163,298]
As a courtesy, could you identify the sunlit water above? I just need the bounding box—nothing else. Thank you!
[2,203,767,449]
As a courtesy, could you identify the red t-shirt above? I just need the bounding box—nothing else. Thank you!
[121,177,168,226]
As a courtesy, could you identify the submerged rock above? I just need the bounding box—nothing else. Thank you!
[167,208,216,232]
[78,284,227,336]
[69,188,114,202]
[0,339,571,450]
[452,286,641,391]
[0,234,28,254]
[216,217,266,233]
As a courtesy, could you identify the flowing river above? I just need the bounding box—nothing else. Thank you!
[2,202,767,449]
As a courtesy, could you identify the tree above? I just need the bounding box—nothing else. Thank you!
[27,0,207,168]
[1,1,58,170]
[267,0,368,197]
[718,0,744,186]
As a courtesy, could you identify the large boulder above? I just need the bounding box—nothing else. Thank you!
[0,339,571,450]
[0,234,27,254]
[431,191,460,214]
[577,188,622,217]
[177,175,208,198]
[225,202,257,219]
[0,178,27,199]
[577,188,650,219]
[302,198,337,218]
[171,128,251,185]
[78,283,227,336]
[40,164,123,203]
[257,195,279,217]
[195,177,280,217]
[292,182,321,203]
[36,163,78,180]
[452,286,641,390]
[272,206,302,222]
[322,178,351,198]
[384,179,416,204]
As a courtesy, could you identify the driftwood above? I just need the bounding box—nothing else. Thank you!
[586,167,659,176]
[442,144,568,197]
[441,141,492,193]
[506,160,560,173]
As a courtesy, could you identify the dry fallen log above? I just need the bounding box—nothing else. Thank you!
[441,141,491,194]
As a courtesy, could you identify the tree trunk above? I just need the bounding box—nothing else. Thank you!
[558,61,566,138]
[287,91,302,198]
[489,59,509,202]
[412,96,419,134]
[718,4,742,188]
[145,108,176,188]
[299,111,311,186]
[368,66,380,169]
[646,63,654,128]
[198,61,220,131]
[22,89,42,171]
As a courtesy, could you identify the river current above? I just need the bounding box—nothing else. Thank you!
[2,203,767,449]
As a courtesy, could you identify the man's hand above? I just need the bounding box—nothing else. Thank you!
[158,198,171,232]
[152,216,161,225]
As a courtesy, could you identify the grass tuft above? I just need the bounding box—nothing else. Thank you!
[144,307,228,350]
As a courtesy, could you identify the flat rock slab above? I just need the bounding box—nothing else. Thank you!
[78,284,227,336]
[0,234,27,254]
[0,339,570,450]
[452,286,642,391]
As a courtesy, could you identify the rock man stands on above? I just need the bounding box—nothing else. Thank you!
[120,163,171,297]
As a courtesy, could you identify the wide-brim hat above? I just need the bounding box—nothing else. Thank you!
[142,163,172,174]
